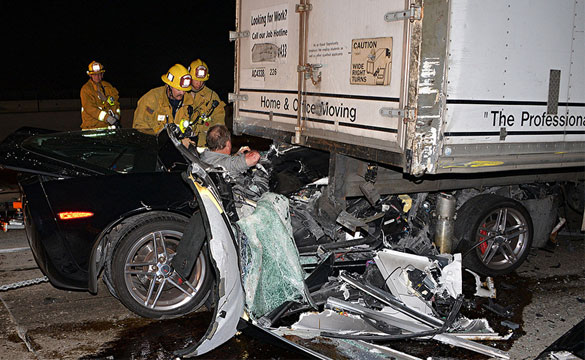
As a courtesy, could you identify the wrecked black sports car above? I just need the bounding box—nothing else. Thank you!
[0,126,329,319]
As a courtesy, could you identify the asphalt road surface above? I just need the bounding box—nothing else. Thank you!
[1,223,584,359]
[0,109,583,358]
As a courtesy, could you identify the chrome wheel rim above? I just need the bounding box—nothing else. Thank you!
[474,207,530,270]
[123,229,207,311]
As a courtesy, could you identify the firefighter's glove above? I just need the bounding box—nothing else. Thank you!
[106,115,118,125]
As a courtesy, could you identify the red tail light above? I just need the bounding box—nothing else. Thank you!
[58,211,94,220]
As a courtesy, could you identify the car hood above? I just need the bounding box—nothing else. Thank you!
[0,127,106,177]
[0,127,163,178]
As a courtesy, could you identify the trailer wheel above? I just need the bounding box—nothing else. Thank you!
[454,194,533,276]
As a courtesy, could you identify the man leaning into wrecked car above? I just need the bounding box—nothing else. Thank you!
[80,61,121,130]
[201,124,260,175]
[132,64,197,142]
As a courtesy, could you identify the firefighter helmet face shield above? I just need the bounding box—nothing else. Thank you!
[161,64,192,91]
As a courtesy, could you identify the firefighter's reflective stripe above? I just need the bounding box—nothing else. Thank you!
[98,110,107,121]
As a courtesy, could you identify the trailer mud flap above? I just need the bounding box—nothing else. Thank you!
[174,181,244,358]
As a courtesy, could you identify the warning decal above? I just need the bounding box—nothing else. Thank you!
[350,37,392,85]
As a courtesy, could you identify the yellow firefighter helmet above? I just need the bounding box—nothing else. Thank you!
[188,59,210,82]
[161,64,192,91]
[87,61,105,75]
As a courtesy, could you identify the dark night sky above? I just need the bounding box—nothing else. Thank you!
[0,2,236,101]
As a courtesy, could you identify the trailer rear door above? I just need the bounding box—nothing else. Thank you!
[233,0,414,167]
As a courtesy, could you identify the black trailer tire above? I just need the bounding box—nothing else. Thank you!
[110,213,212,319]
[454,194,533,276]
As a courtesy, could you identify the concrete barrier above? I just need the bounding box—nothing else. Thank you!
[0,98,138,114]
[0,99,233,141]
[0,109,136,141]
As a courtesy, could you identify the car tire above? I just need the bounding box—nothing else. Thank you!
[110,213,212,319]
[454,194,533,276]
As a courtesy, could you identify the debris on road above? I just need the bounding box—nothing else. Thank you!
[174,185,512,358]
[466,269,497,298]
[501,320,520,330]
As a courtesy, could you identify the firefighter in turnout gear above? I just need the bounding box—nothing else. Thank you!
[80,61,121,129]
[132,64,197,138]
[188,59,226,146]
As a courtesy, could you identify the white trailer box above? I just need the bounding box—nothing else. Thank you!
[231,0,584,176]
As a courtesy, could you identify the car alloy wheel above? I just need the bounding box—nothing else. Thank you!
[111,213,212,319]
[473,206,530,271]
[455,194,533,275]
[123,229,207,311]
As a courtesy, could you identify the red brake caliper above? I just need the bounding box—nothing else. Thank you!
[479,223,488,254]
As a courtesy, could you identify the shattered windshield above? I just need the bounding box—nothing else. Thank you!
[237,192,308,320]
[21,129,160,174]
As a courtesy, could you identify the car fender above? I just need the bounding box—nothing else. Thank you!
[174,178,245,357]
[87,208,192,294]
